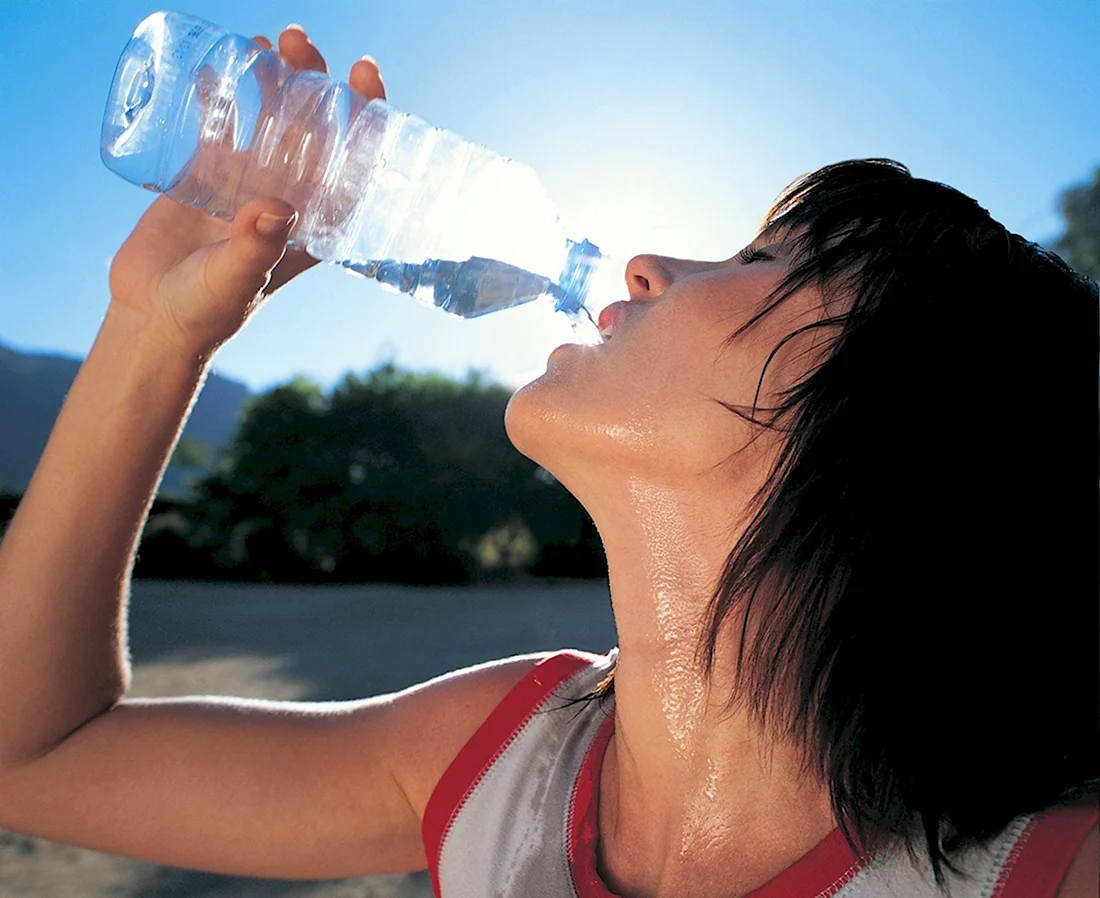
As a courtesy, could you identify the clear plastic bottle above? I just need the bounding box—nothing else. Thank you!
[101,10,620,341]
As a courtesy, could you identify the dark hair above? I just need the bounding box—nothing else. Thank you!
[701,159,1099,880]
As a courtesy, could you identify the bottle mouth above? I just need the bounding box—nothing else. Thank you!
[556,239,624,344]
[554,238,602,315]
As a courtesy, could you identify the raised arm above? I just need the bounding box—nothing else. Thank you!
[0,28,538,878]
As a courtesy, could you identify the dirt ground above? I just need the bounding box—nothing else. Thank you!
[0,579,616,897]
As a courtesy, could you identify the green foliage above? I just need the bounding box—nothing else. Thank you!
[163,364,603,583]
[170,436,214,469]
[1053,166,1100,281]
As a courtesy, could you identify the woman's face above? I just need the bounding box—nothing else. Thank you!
[505,232,833,489]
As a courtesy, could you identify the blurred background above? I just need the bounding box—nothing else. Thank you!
[0,0,1097,895]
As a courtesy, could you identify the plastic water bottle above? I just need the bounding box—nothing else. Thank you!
[100,10,620,341]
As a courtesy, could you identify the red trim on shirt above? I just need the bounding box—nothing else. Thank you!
[421,650,594,898]
[744,828,861,898]
[567,711,861,898]
[993,801,1099,898]
[568,712,618,898]
[567,713,860,898]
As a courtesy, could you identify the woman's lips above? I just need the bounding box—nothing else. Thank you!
[597,301,628,340]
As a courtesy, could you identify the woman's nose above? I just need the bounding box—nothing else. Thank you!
[624,254,676,300]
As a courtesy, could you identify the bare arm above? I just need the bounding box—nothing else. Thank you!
[0,27,535,878]
[0,300,216,765]
[0,648,543,878]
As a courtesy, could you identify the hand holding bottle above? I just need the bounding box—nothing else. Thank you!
[106,26,386,358]
[102,12,621,341]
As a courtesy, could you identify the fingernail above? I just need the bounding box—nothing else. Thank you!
[285,22,306,33]
[358,54,378,67]
[256,211,296,236]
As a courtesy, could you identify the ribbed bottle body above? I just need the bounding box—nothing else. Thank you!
[102,11,615,335]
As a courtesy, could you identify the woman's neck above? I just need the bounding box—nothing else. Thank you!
[591,474,836,898]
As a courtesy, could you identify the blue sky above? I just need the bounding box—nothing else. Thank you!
[2,0,1097,392]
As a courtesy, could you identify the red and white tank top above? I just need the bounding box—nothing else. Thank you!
[421,649,1097,898]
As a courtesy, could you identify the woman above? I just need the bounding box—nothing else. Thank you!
[0,26,1095,898]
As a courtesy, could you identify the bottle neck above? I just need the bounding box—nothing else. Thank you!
[555,238,604,314]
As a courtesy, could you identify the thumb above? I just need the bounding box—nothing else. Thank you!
[205,198,298,301]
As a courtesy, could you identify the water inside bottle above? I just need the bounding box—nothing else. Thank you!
[342,256,550,317]
[341,256,602,343]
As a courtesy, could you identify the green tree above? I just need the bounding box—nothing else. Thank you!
[185,365,601,583]
[169,435,214,468]
[1053,166,1100,281]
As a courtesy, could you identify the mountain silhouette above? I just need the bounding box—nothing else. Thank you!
[0,342,250,497]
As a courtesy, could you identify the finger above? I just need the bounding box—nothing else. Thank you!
[278,24,328,73]
[206,198,298,300]
[251,35,274,51]
[350,55,387,102]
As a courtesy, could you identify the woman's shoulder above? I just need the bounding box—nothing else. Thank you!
[1001,798,1099,898]
[954,801,1098,898]
[836,800,1098,898]
[419,648,617,898]
[1056,816,1098,898]
[384,648,615,819]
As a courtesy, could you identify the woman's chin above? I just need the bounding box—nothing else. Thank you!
[504,364,582,466]
[504,344,632,486]
[504,379,548,464]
